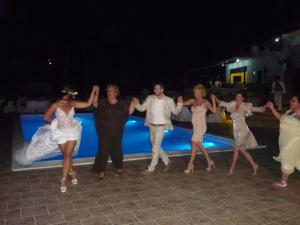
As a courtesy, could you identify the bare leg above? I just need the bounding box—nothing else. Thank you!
[68,159,73,174]
[281,172,290,183]
[60,141,76,190]
[186,141,197,167]
[239,147,258,175]
[227,146,239,176]
[58,143,67,187]
[68,158,78,182]
[196,142,214,170]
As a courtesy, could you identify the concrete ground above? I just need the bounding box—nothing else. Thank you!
[0,112,300,225]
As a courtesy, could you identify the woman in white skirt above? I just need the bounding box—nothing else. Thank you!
[266,94,300,188]
[25,85,98,192]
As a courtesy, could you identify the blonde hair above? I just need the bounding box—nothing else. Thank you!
[193,84,206,97]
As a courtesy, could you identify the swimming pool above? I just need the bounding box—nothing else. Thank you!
[13,114,234,170]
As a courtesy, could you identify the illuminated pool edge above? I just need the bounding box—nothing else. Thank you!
[12,114,266,171]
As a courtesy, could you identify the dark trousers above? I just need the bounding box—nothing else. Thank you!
[92,135,123,173]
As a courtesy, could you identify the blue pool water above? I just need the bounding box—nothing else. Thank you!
[20,114,233,161]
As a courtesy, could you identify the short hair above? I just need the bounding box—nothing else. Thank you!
[236,89,247,100]
[193,84,206,97]
[154,83,165,90]
[291,92,300,102]
[106,84,120,95]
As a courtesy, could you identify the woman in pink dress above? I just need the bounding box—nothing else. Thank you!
[184,84,216,173]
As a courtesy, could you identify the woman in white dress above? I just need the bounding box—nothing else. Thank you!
[266,94,300,188]
[183,84,217,173]
[214,90,265,176]
[27,85,98,192]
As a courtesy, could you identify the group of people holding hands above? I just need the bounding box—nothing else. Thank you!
[22,82,300,192]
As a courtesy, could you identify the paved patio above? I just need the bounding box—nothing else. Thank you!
[0,113,300,225]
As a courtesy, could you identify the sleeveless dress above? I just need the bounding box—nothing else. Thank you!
[220,101,265,149]
[274,110,300,174]
[15,107,82,165]
[191,105,207,143]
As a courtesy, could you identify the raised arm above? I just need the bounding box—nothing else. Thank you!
[171,96,183,115]
[43,102,58,124]
[71,86,98,109]
[134,96,150,112]
[211,94,222,105]
[206,95,217,113]
[92,86,100,108]
[266,101,282,120]
[128,98,135,115]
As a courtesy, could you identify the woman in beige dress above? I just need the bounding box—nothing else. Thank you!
[214,90,265,176]
[184,84,217,173]
[266,94,300,188]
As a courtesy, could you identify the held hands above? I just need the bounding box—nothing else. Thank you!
[177,96,183,104]
[266,101,274,109]
[131,97,140,106]
[92,85,100,94]
[210,94,216,101]
[93,85,100,91]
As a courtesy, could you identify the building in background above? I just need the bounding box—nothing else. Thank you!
[222,28,300,92]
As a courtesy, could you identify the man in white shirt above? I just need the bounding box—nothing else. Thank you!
[133,83,183,174]
[271,75,286,111]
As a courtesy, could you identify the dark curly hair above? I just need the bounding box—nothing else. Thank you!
[236,89,247,101]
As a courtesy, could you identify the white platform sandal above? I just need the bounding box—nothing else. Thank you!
[60,177,67,193]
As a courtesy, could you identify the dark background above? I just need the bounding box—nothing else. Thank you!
[1,1,300,97]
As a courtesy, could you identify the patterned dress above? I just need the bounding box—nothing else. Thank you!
[220,101,265,149]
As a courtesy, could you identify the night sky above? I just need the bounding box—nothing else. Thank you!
[1,1,300,96]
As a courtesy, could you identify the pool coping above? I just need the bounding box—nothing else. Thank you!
[11,114,267,172]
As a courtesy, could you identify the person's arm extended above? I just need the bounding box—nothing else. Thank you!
[252,105,266,113]
[266,101,282,120]
[71,86,97,109]
[183,99,194,106]
[92,87,100,108]
[43,103,57,124]
[206,96,217,113]
[171,96,183,115]
[211,94,223,105]
[135,96,150,112]
[128,99,135,115]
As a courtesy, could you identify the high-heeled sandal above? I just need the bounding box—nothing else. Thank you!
[206,161,215,172]
[69,171,78,185]
[184,164,194,174]
[272,180,287,188]
[252,164,258,176]
[60,177,67,193]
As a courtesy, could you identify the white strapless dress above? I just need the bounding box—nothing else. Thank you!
[15,107,82,165]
